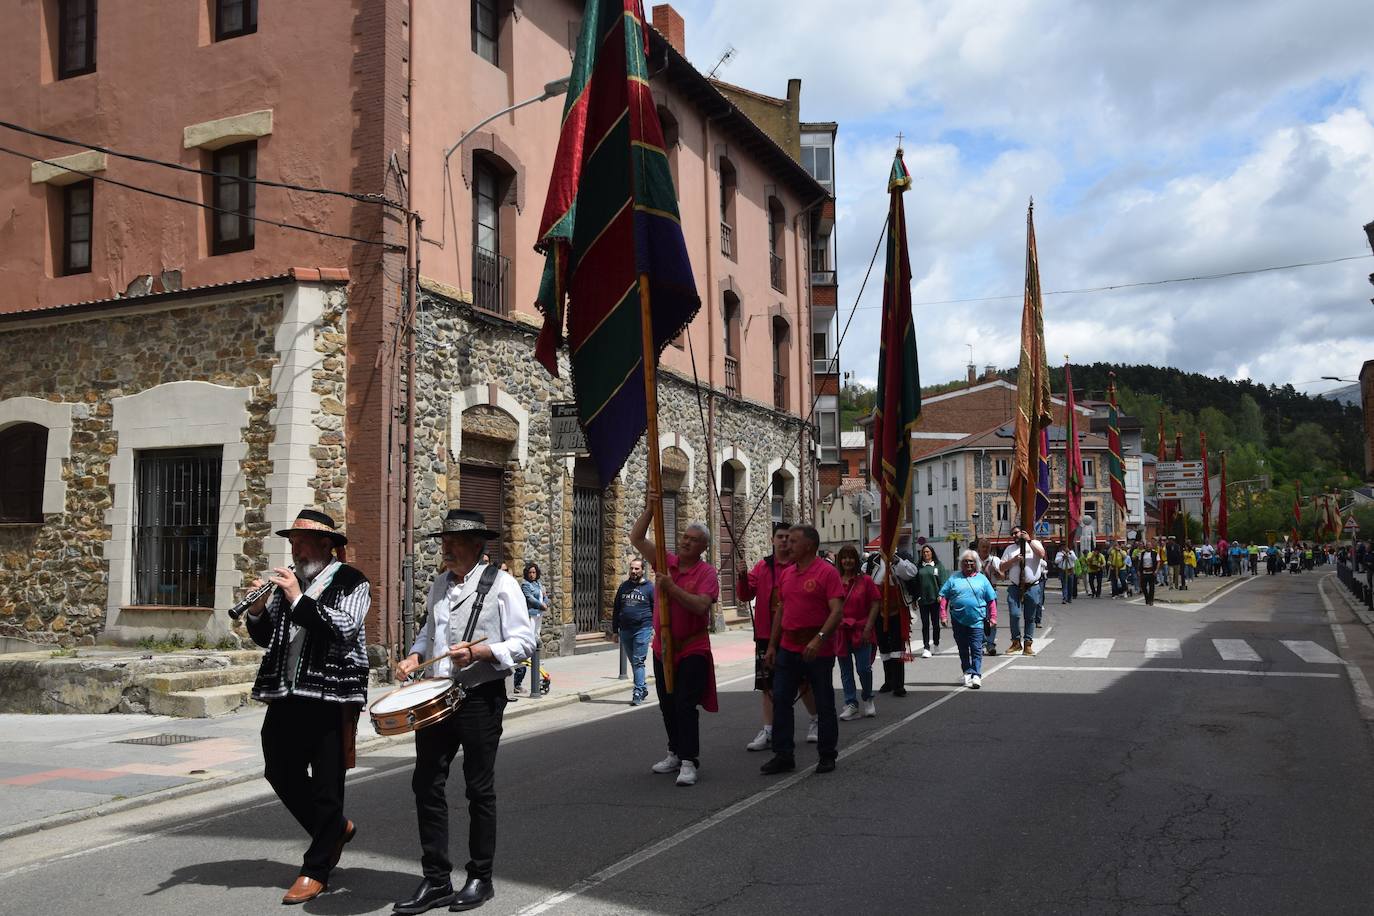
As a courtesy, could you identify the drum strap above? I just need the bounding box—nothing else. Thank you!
[458,565,502,644]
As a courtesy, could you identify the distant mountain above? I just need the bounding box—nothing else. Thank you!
[1319,383,1361,407]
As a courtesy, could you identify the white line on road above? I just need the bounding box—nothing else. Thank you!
[1072,639,1114,659]
[1212,639,1262,662]
[1011,666,1339,679]
[1127,572,1261,612]
[1281,640,1344,665]
[513,631,1049,916]
[1318,573,1374,725]
[1144,638,1182,659]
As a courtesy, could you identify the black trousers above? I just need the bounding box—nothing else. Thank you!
[1141,573,1156,605]
[261,696,354,883]
[918,601,941,648]
[654,653,709,765]
[1089,571,1103,596]
[413,680,507,882]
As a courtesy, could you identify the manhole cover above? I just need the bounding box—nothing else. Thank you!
[114,734,210,747]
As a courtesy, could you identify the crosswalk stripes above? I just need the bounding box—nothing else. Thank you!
[1144,638,1182,659]
[1280,640,1344,665]
[1030,636,1345,666]
[1072,638,1115,659]
[1212,639,1262,662]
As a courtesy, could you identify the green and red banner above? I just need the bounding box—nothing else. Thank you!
[1064,362,1083,538]
[1107,373,1126,513]
[1200,431,1211,542]
[534,0,700,484]
[1011,202,1054,529]
[873,151,922,560]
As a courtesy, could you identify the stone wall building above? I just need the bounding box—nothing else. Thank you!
[0,2,833,654]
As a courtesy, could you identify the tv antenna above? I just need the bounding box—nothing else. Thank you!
[707,45,736,79]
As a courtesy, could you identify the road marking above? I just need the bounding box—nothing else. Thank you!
[1126,573,1261,612]
[1144,638,1182,659]
[513,644,1036,915]
[1012,666,1339,679]
[1212,639,1262,662]
[1281,640,1343,665]
[1072,638,1114,659]
[1318,574,1374,725]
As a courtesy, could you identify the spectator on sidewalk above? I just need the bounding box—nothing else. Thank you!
[1166,538,1185,589]
[245,509,371,906]
[761,525,844,776]
[631,495,718,788]
[834,544,880,721]
[1184,543,1197,584]
[513,563,547,695]
[737,524,819,752]
[610,559,654,706]
[998,525,1046,657]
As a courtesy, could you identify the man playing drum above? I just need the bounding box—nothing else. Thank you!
[392,509,535,914]
[243,509,371,905]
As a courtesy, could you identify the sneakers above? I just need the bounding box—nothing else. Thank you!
[629,695,643,707]
[921,647,932,658]
[806,717,819,743]
[675,760,698,787]
[962,673,973,688]
[1022,640,1035,657]
[746,728,771,752]
[861,699,876,718]
[651,752,681,774]
[760,754,795,775]
[986,645,998,656]
[1007,639,1023,654]
[970,675,982,689]
[838,703,861,721]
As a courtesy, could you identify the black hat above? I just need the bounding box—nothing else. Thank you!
[275,509,347,546]
[427,508,499,540]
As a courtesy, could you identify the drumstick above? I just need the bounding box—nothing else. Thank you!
[412,636,489,673]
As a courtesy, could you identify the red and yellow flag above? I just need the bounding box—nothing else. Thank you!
[1010,202,1053,529]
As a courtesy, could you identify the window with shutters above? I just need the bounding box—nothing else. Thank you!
[0,423,48,523]
[663,491,679,548]
[458,464,505,568]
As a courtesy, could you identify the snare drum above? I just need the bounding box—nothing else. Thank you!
[369,678,466,736]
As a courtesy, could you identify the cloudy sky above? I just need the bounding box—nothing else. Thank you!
[667,0,1374,398]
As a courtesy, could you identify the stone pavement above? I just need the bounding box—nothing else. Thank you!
[0,626,757,841]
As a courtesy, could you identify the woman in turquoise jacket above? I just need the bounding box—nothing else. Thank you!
[939,550,998,689]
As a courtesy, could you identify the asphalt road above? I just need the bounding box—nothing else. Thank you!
[4,571,1374,915]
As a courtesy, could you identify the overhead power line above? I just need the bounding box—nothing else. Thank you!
[0,118,406,211]
[0,144,400,250]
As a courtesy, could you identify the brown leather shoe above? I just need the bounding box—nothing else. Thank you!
[1022,639,1035,657]
[282,875,325,905]
[1006,639,1022,654]
[328,819,356,870]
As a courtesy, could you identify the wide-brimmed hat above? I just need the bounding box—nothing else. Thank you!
[276,509,348,546]
[428,508,499,540]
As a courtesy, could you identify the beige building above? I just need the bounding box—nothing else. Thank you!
[0,1,834,653]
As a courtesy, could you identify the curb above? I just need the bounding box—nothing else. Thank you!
[0,676,639,843]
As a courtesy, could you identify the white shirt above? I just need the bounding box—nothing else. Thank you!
[1000,540,1046,585]
[409,563,536,679]
[1055,549,1077,569]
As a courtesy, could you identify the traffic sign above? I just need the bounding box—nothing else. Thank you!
[1035,521,1051,537]
[1156,481,1204,499]
[1156,460,1205,482]
[1345,518,1360,531]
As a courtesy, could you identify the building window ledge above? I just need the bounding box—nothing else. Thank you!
[31,151,107,186]
[183,109,274,151]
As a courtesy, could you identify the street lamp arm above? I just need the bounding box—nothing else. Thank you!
[443,77,572,162]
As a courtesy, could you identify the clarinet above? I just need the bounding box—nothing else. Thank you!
[227,566,294,619]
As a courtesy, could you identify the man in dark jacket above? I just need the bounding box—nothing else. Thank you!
[611,559,655,705]
[244,509,371,905]
[1165,537,1185,590]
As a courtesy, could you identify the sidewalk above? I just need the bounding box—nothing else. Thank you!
[0,626,757,841]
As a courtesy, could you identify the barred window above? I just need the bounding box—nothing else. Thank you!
[134,447,222,607]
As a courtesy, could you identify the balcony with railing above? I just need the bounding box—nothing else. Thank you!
[720,221,734,259]
[770,253,785,292]
[472,245,510,315]
[724,354,740,398]
[810,269,836,286]
[774,372,787,410]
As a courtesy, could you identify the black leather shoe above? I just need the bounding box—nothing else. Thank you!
[759,754,795,775]
[815,757,836,774]
[394,877,455,915]
[450,877,495,911]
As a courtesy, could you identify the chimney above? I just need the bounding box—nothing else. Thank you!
[983,364,997,381]
[652,5,685,56]
[967,363,976,386]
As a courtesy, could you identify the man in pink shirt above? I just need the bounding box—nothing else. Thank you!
[736,523,819,752]
[762,524,845,775]
[630,495,718,788]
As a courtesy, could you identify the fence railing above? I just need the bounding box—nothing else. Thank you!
[720,221,733,258]
[774,372,787,410]
[473,245,510,315]
[724,355,740,398]
[770,253,785,292]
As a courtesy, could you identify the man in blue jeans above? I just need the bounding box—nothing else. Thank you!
[998,525,1046,656]
[611,559,655,705]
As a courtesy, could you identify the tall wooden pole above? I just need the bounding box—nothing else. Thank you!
[638,274,674,693]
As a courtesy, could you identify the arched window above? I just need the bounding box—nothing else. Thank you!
[767,197,786,292]
[472,152,515,315]
[0,423,48,522]
[718,155,737,260]
[723,290,741,398]
[772,315,790,411]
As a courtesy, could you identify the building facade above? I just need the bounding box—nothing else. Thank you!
[0,1,832,651]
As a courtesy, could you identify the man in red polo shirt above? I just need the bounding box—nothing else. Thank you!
[762,524,844,775]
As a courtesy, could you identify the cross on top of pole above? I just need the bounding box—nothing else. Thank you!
[896,131,904,152]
